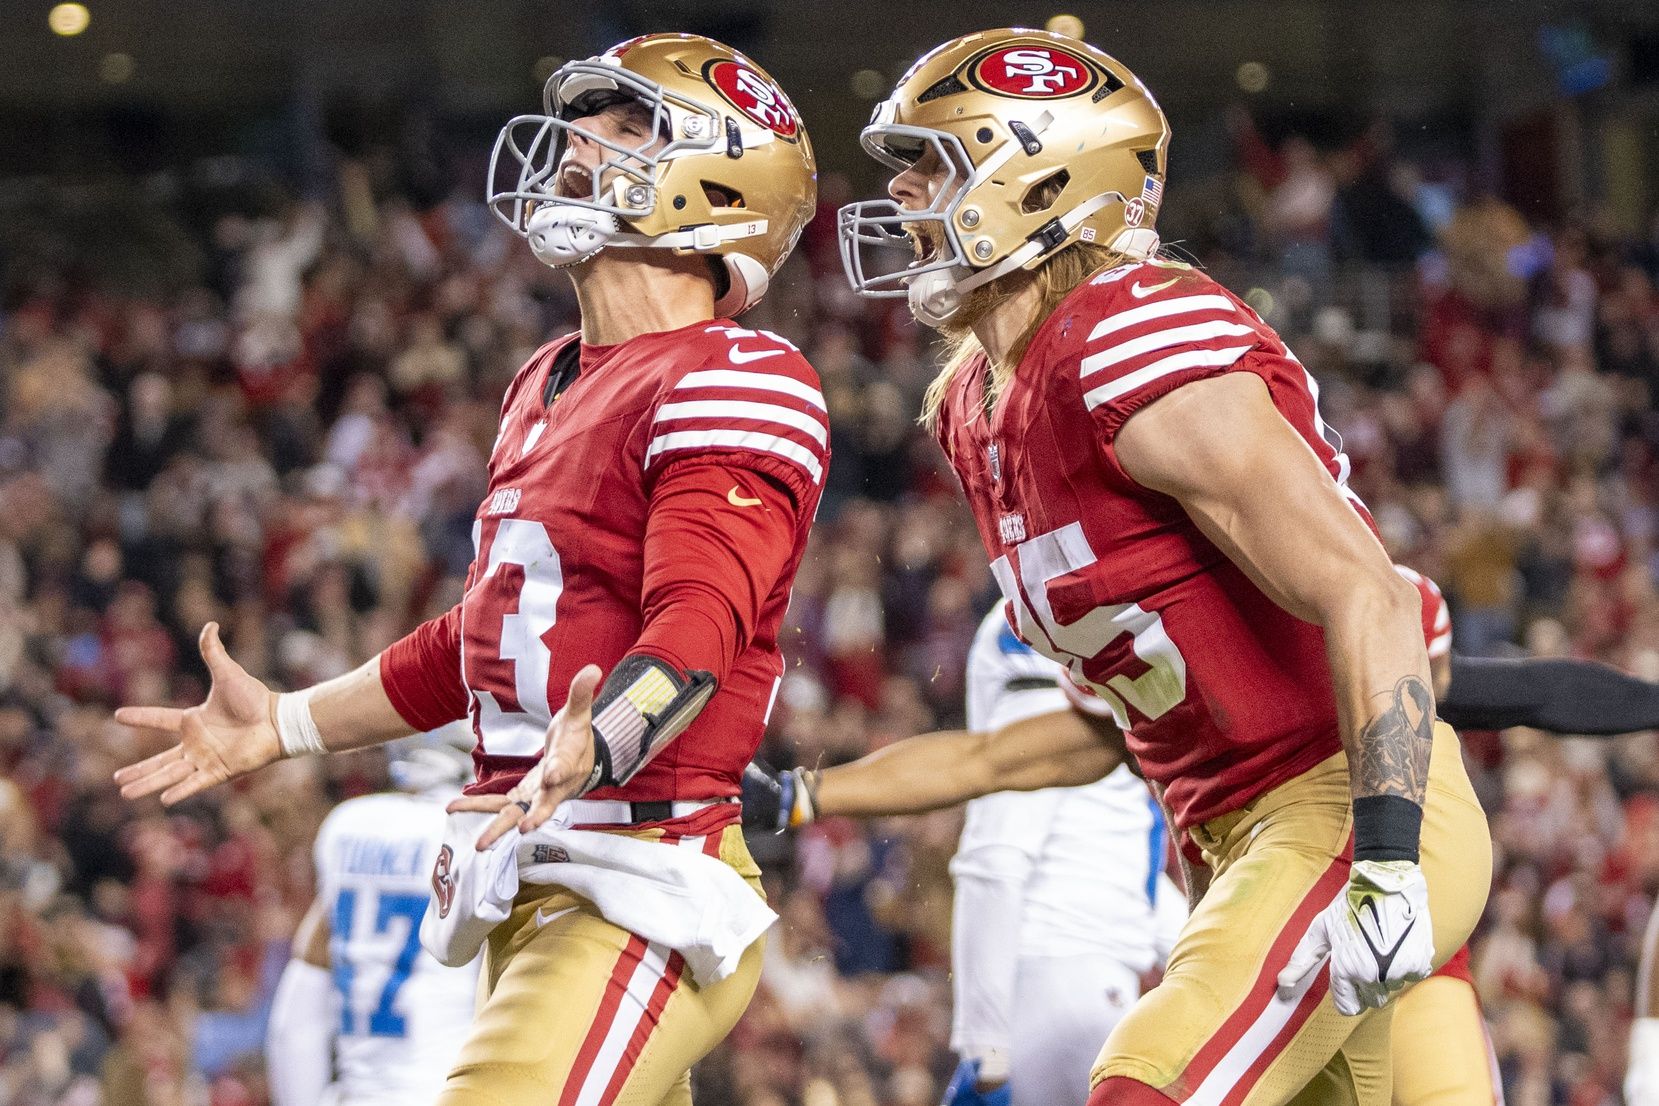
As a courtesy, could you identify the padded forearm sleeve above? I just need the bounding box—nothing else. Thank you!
[585,652,716,790]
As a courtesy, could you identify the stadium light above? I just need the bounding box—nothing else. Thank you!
[48,2,90,36]
[100,52,133,83]
[1236,61,1271,93]
[850,69,885,100]
[1244,287,1275,319]
[1046,14,1084,39]
[532,55,562,85]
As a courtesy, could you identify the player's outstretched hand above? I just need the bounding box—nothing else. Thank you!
[741,760,819,832]
[472,664,602,851]
[112,622,281,805]
[1275,858,1435,1015]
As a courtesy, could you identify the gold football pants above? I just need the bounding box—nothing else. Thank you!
[1093,723,1492,1105]
[1390,975,1504,1104]
[436,822,764,1106]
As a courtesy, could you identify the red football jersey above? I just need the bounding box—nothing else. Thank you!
[938,259,1377,831]
[446,320,826,800]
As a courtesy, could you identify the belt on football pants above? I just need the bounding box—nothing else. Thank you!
[560,796,736,826]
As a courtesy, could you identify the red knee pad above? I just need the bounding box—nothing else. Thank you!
[1088,1076,1180,1104]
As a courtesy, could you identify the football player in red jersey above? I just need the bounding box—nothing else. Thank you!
[113,34,824,1105]
[754,561,1659,1105]
[833,27,1492,1104]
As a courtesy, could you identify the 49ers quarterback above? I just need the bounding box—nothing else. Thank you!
[835,29,1492,1105]
[114,34,823,1105]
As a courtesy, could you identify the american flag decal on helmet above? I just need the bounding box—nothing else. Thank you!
[1142,175,1164,208]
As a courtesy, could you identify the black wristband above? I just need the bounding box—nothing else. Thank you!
[1351,794,1422,863]
[581,732,615,795]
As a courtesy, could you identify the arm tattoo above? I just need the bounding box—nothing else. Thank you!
[1353,675,1435,804]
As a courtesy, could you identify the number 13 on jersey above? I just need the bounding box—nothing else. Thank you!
[991,521,1188,731]
[464,517,565,756]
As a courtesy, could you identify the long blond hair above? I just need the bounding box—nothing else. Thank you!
[919,240,1126,432]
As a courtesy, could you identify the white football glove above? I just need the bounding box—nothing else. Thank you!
[1276,859,1434,1016]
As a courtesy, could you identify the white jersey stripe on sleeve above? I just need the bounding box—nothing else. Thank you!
[646,429,824,483]
[653,400,829,447]
[1083,345,1256,411]
[1080,321,1258,379]
[1086,294,1239,342]
[676,369,826,412]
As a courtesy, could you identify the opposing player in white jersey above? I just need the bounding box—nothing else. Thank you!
[945,607,1186,1106]
[267,724,481,1106]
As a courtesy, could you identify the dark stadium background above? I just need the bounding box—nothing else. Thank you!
[2,2,1659,1103]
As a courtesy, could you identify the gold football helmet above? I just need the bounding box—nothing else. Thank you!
[839,28,1170,325]
[489,34,816,316]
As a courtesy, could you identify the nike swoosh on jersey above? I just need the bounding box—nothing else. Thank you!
[534,904,580,929]
[727,486,764,507]
[729,346,785,364]
[1130,277,1181,298]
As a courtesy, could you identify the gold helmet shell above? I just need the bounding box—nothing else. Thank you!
[489,34,816,316]
[839,28,1169,324]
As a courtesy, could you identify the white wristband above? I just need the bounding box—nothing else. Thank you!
[275,689,327,758]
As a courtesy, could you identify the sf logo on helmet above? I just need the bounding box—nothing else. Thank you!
[706,59,800,139]
[969,45,1098,99]
[1001,49,1079,93]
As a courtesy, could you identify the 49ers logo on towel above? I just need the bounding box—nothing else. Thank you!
[704,59,800,139]
[432,844,456,919]
[968,45,1098,99]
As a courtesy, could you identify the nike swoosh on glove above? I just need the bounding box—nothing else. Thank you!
[941,1058,1012,1106]
[1275,859,1434,1016]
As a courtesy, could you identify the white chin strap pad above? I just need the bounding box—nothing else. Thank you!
[908,268,966,326]
[526,203,620,268]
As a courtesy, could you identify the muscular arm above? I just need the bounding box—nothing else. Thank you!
[1117,373,1434,848]
[815,708,1122,819]
[311,658,427,751]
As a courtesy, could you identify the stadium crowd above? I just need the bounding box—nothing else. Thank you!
[0,111,1658,1105]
